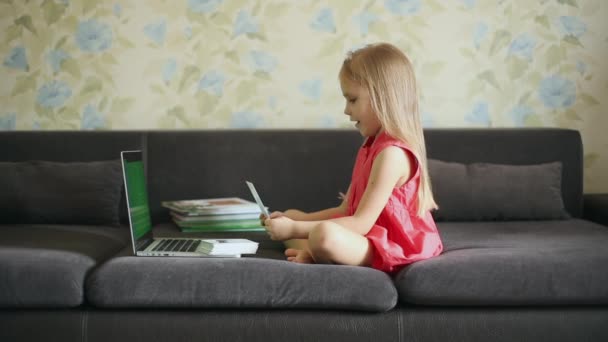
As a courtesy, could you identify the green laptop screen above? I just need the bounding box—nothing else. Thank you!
[124,159,152,240]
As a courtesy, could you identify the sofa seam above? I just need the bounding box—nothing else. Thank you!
[397,308,402,342]
[81,309,88,342]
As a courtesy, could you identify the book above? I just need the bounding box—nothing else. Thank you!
[172,218,266,233]
[180,226,265,233]
[173,218,263,228]
[162,197,264,216]
[171,211,261,222]
[199,239,259,255]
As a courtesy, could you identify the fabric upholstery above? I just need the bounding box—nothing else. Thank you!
[395,219,608,305]
[0,160,124,226]
[424,128,583,218]
[86,256,398,312]
[429,159,568,221]
[584,194,608,227]
[0,224,129,308]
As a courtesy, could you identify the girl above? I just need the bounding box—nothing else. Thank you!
[263,42,443,274]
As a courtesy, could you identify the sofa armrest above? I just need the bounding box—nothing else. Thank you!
[583,194,608,227]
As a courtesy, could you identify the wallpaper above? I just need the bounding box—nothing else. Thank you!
[0,0,606,192]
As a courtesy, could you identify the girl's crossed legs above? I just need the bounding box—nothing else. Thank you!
[285,221,373,267]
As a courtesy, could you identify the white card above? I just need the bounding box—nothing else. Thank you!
[246,181,270,218]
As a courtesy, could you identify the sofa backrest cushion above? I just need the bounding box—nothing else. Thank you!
[0,160,123,226]
[429,160,569,221]
[424,128,583,218]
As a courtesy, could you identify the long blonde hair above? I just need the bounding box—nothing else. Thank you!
[340,42,437,216]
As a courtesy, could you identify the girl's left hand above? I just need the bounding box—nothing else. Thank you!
[264,216,295,241]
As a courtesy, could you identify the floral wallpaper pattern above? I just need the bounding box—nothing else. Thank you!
[0,0,607,192]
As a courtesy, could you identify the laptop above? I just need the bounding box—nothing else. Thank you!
[120,150,237,257]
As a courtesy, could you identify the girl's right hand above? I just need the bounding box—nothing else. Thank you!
[260,211,284,226]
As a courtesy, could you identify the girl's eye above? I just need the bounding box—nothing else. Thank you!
[348,98,357,104]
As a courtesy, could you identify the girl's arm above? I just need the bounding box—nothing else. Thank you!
[283,185,351,249]
[283,184,351,221]
[287,146,410,238]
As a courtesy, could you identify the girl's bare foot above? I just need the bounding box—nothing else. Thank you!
[284,248,314,264]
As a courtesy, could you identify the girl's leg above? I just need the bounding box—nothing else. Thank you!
[307,221,373,266]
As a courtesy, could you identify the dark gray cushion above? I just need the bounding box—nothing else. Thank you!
[0,224,129,308]
[394,219,608,305]
[86,257,398,312]
[0,160,123,226]
[429,159,569,221]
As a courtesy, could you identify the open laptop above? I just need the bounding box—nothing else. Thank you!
[120,150,236,257]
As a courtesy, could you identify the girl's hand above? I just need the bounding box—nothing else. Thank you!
[263,216,295,241]
[284,248,314,264]
[259,211,284,225]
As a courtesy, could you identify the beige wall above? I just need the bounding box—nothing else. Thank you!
[1,0,606,192]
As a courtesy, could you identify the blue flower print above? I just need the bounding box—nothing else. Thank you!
[319,114,336,128]
[558,16,586,38]
[421,111,434,127]
[538,75,576,109]
[0,113,16,131]
[299,79,322,102]
[113,3,122,17]
[75,20,113,53]
[249,51,278,73]
[162,58,177,84]
[459,0,476,9]
[81,104,105,130]
[36,80,72,109]
[465,102,491,126]
[184,25,193,40]
[231,111,263,128]
[268,96,277,109]
[233,10,258,37]
[144,19,167,45]
[47,49,70,73]
[509,34,536,60]
[310,8,336,33]
[353,11,377,36]
[473,22,488,49]
[3,46,28,71]
[188,0,221,14]
[198,70,225,96]
[576,61,587,75]
[384,0,421,16]
[507,105,533,126]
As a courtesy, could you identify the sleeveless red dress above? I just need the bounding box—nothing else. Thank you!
[345,131,443,274]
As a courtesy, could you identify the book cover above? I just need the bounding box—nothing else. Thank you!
[170,211,261,222]
[162,197,263,215]
[173,219,266,232]
[174,218,263,228]
[179,226,266,233]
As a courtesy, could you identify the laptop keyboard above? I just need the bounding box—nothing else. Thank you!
[152,239,200,253]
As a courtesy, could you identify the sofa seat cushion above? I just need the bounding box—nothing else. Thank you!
[0,224,129,308]
[395,219,608,305]
[86,256,398,312]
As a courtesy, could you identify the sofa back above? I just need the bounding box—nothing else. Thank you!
[0,128,582,222]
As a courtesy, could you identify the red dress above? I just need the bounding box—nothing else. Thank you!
[346,131,443,274]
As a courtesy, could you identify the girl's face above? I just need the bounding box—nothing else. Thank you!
[339,76,382,137]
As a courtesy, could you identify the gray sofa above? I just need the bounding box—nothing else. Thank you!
[1,128,607,342]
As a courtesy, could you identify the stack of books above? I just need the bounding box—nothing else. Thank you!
[162,197,266,233]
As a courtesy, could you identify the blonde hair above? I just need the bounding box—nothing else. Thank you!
[339,42,437,216]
